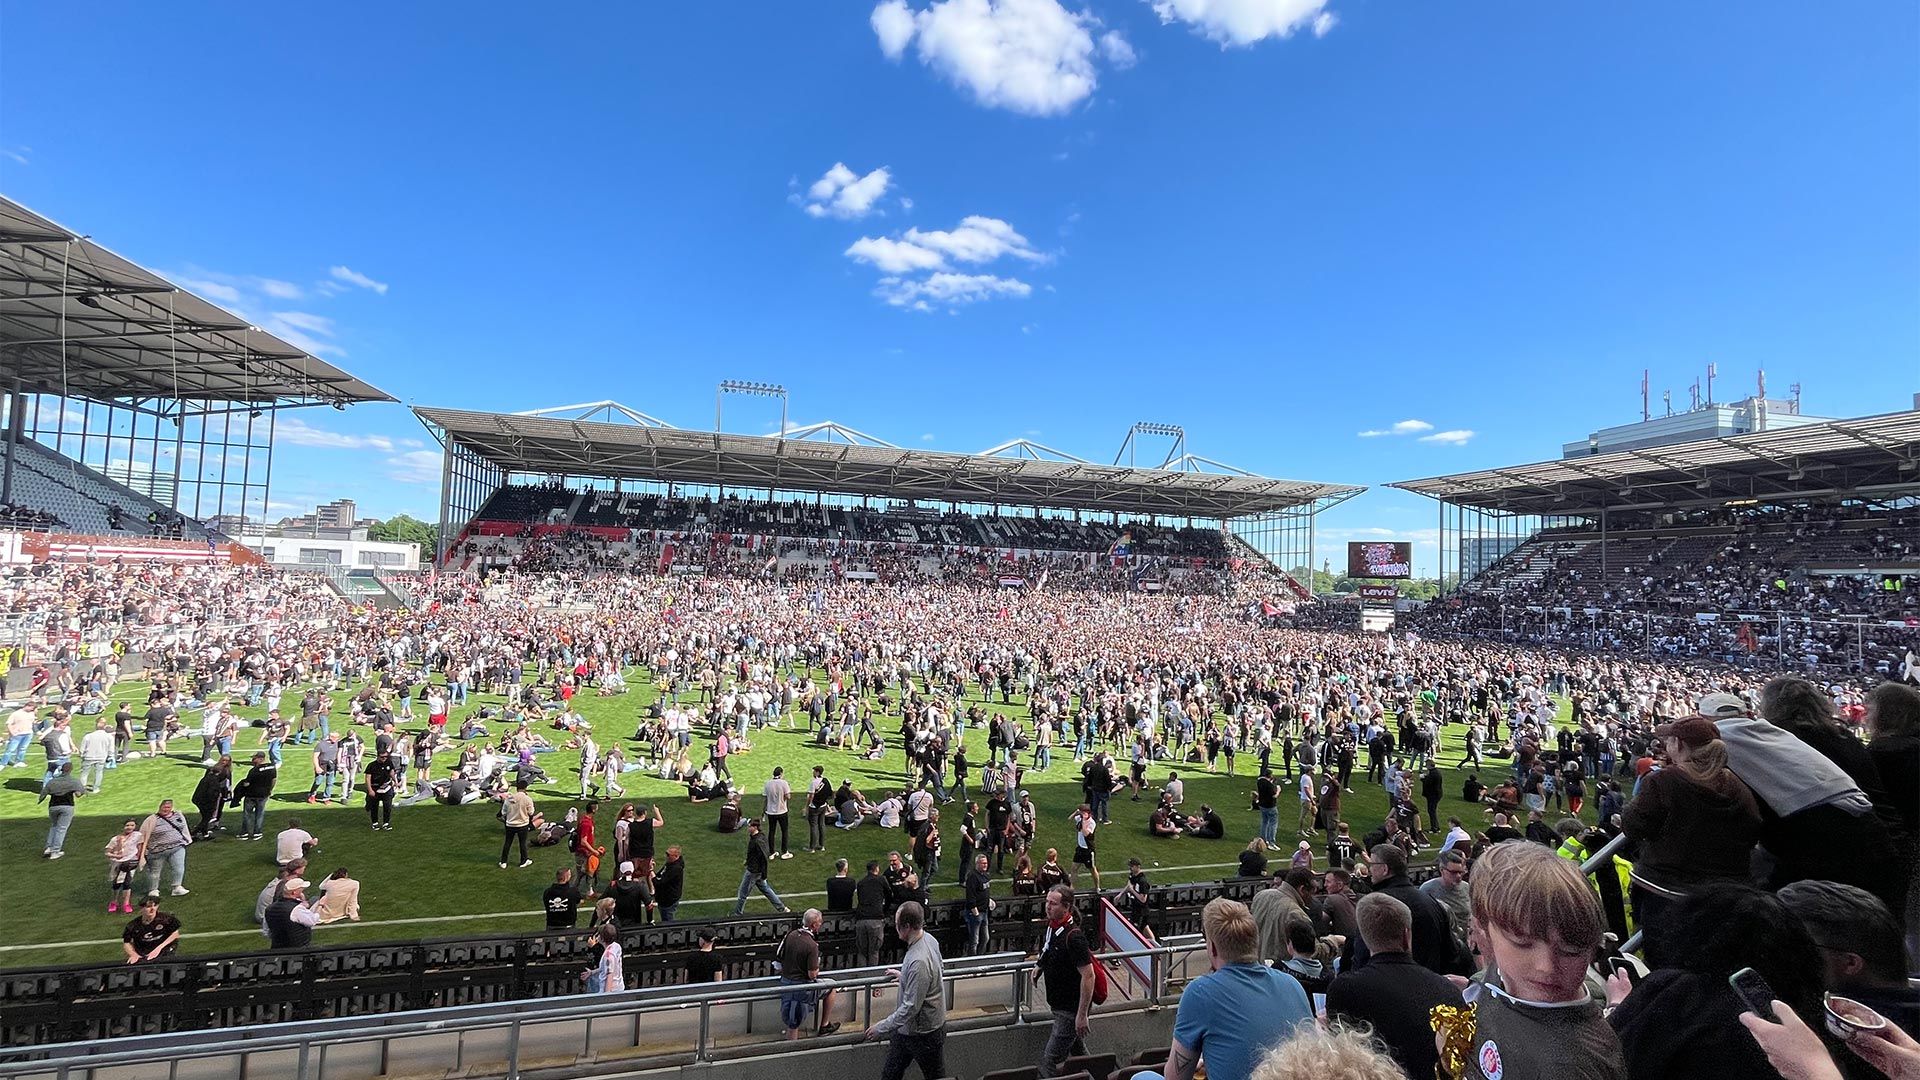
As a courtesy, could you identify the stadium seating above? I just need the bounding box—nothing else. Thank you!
[4,437,210,540]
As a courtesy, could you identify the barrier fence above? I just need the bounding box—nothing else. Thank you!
[0,939,1207,1080]
[0,878,1264,1048]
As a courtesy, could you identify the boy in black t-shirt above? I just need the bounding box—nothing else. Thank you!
[122,896,181,963]
[686,927,724,983]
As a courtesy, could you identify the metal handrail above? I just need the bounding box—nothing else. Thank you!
[0,940,1205,1079]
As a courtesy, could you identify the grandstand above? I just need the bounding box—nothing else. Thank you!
[415,404,1364,596]
[0,196,392,541]
[1393,408,1920,672]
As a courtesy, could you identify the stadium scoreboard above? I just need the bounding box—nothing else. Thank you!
[1347,541,1413,580]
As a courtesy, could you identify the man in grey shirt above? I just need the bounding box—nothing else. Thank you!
[865,900,946,1080]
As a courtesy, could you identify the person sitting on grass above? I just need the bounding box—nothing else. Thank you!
[314,867,361,924]
[1184,804,1226,839]
[1149,796,1183,838]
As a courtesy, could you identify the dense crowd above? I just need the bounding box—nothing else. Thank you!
[6,543,1920,1080]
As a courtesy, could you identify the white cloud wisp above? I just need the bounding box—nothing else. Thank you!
[872,0,1131,117]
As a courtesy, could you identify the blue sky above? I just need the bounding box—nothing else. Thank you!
[3,1,1916,573]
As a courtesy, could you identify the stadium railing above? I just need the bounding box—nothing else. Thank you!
[0,939,1209,1080]
[0,878,1265,1047]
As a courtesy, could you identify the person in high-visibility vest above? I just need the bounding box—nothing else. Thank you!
[1557,827,1635,942]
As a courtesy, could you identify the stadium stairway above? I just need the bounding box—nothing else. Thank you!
[6,437,210,540]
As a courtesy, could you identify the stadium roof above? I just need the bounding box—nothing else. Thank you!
[415,406,1364,518]
[0,195,392,406]
[1391,409,1920,514]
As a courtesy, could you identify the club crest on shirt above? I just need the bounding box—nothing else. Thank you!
[1478,1039,1504,1080]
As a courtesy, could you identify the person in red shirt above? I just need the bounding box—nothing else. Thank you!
[574,801,604,897]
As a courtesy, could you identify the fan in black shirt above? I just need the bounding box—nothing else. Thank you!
[543,868,583,929]
[825,864,858,912]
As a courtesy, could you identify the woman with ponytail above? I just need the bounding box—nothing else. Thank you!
[1620,711,1762,965]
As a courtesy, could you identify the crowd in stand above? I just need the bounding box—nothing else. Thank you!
[0,501,66,531]
[5,516,1920,1078]
[1410,504,1919,674]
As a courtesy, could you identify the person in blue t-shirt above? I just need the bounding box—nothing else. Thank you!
[1144,896,1313,1080]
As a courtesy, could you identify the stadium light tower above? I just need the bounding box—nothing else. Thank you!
[716,380,787,436]
[1114,421,1185,468]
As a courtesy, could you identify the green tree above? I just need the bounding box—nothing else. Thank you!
[368,514,439,559]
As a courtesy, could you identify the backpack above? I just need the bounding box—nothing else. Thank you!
[1086,931,1109,1005]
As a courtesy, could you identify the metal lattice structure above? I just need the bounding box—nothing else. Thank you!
[0,195,392,531]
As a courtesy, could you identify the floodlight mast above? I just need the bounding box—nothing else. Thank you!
[1114,421,1185,468]
[716,380,788,437]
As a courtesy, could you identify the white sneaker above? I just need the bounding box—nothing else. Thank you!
[48,850,64,860]
[171,885,190,896]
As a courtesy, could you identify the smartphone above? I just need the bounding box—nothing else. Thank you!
[1729,967,1778,1018]
[1603,956,1640,987]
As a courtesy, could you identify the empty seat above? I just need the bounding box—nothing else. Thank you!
[980,1069,1042,1080]
[1131,1047,1171,1065]
[1061,1054,1116,1080]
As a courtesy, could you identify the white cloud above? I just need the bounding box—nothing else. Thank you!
[1,146,29,166]
[846,236,950,274]
[872,0,1124,117]
[1357,418,1434,437]
[177,278,242,304]
[261,312,345,357]
[268,311,336,337]
[846,215,1042,275]
[796,162,894,219]
[846,215,1044,310]
[921,433,937,442]
[904,216,1043,264]
[385,450,443,485]
[276,415,396,452]
[328,266,389,295]
[1418,429,1475,445]
[256,278,304,300]
[875,272,1032,310]
[1148,0,1336,47]
[899,196,915,211]
[873,0,918,57]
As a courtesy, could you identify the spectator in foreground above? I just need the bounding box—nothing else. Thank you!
[1250,1024,1408,1080]
[1742,998,1920,1080]
[122,895,181,964]
[1710,691,1905,912]
[1776,879,1919,1038]
[1620,712,1761,963]
[1325,893,1461,1080]
[731,818,789,915]
[585,923,624,993]
[314,867,361,924]
[1864,682,1920,958]
[138,798,193,897]
[775,908,840,1040]
[1606,884,1824,1080]
[1144,896,1312,1080]
[1035,884,1096,1077]
[1348,844,1453,974]
[653,845,685,922]
[864,900,947,1080]
[1431,840,1625,1080]
[685,926,724,984]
